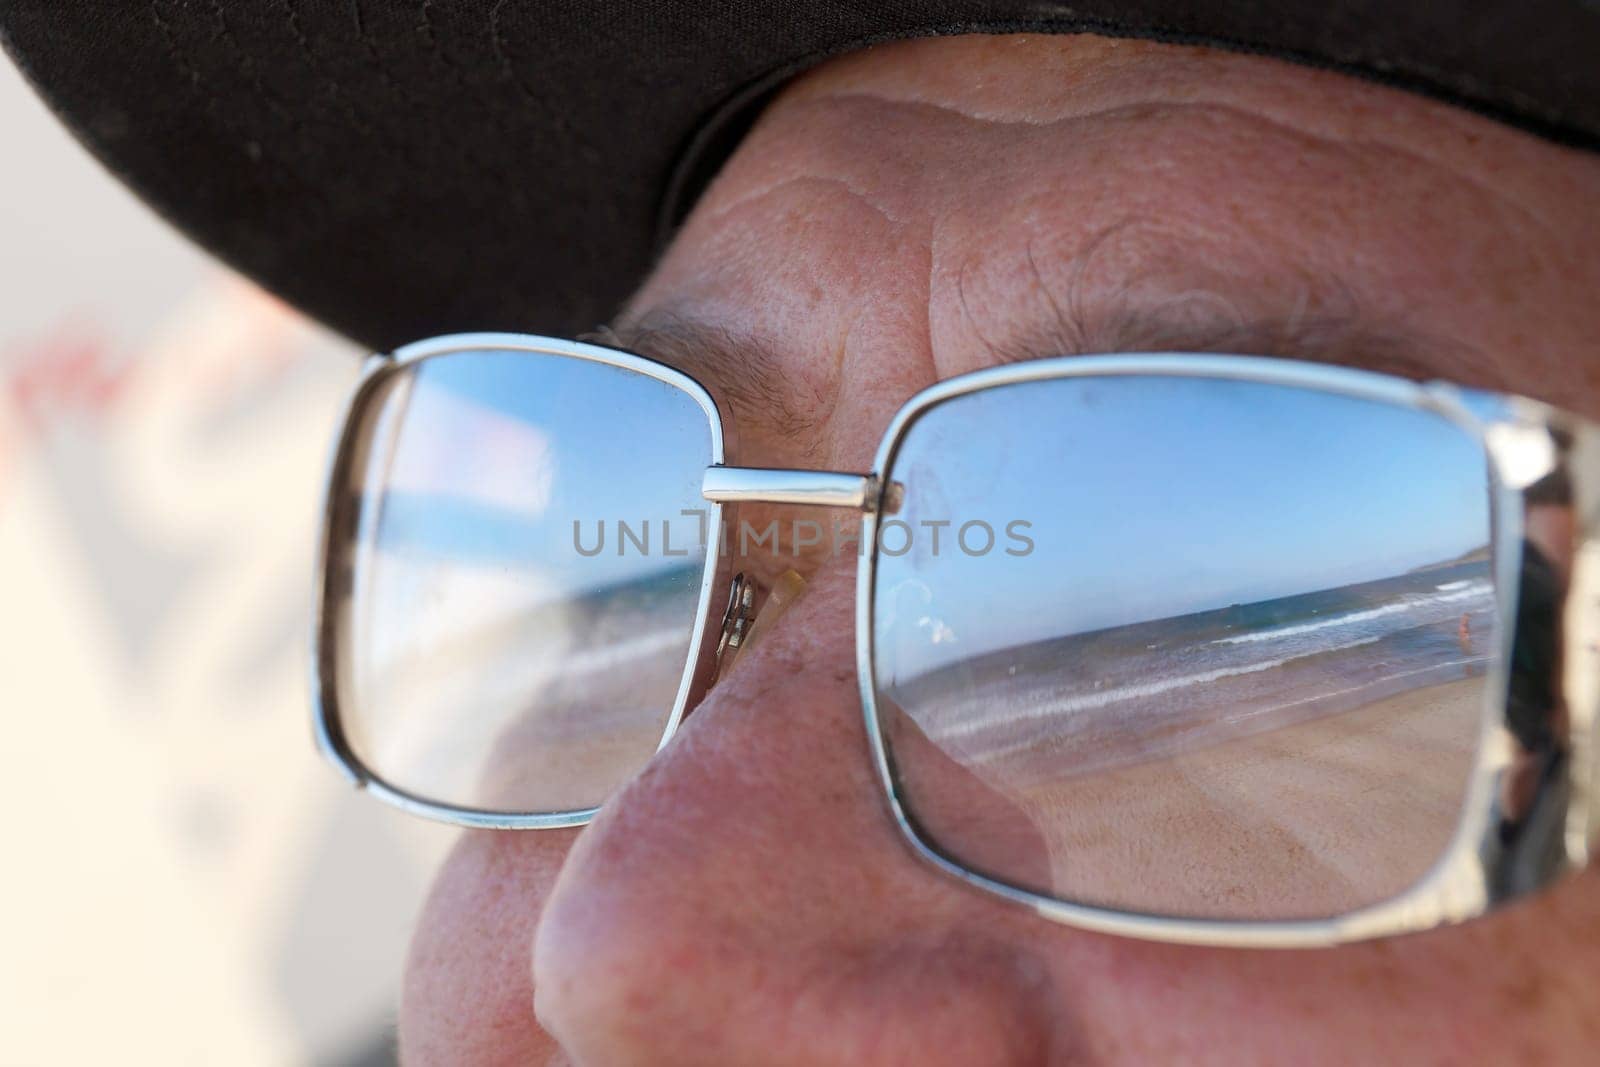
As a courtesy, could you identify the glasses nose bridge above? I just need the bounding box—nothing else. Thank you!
[700,465,877,590]
[701,465,878,511]
[690,465,863,699]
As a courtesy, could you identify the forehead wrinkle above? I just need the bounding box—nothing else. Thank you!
[696,173,911,233]
[761,88,1582,243]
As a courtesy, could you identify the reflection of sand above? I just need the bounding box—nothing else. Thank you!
[894,677,1487,922]
[353,584,696,813]
[469,641,685,813]
[1013,677,1484,920]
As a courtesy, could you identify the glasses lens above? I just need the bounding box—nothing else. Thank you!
[873,372,1498,921]
[329,347,715,815]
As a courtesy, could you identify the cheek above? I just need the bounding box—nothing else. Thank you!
[1069,867,1600,1064]
[400,828,578,1066]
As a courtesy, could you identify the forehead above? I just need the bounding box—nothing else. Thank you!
[616,35,1600,470]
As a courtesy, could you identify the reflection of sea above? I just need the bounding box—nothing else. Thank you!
[887,559,1496,782]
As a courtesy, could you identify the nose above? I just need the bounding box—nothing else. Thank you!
[532,559,1063,1065]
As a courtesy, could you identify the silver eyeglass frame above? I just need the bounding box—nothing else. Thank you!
[314,331,1600,948]
[313,333,732,831]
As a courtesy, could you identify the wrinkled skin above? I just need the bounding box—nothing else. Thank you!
[400,35,1600,1065]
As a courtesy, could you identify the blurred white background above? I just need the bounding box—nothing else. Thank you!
[1,54,455,1065]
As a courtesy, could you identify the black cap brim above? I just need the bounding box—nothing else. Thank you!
[5,2,1599,351]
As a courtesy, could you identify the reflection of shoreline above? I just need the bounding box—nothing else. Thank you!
[941,650,1487,788]
[886,559,1495,785]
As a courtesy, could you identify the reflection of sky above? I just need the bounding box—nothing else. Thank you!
[369,350,713,596]
[347,350,714,790]
[352,349,714,687]
[877,376,1491,678]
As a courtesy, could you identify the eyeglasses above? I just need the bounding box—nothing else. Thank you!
[313,332,1599,948]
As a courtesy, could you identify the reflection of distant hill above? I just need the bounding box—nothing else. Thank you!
[1409,544,1491,572]
[481,560,705,649]
[565,561,705,615]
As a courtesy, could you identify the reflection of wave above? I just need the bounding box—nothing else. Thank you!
[956,654,1483,774]
[1211,581,1491,646]
[935,636,1382,738]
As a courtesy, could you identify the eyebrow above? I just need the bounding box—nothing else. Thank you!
[585,311,821,438]
[990,300,1498,386]
[591,290,1505,437]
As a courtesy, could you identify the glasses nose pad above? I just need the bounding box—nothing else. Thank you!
[715,572,758,667]
[715,568,808,678]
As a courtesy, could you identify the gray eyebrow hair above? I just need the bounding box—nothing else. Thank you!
[978,245,1504,387]
[589,292,1505,436]
[990,301,1498,387]
[585,311,822,439]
